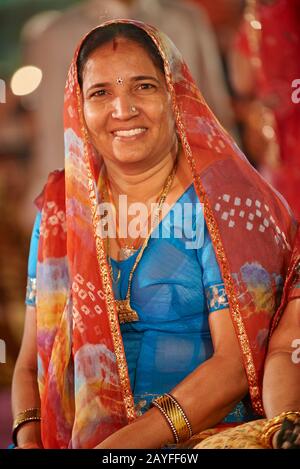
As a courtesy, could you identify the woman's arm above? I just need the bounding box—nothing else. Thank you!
[95,309,248,449]
[11,305,43,448]
[263,298,300,417]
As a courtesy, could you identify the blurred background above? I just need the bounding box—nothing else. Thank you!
[0,0,299,448]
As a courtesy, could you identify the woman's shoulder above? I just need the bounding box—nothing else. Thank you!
[35,169,65,211]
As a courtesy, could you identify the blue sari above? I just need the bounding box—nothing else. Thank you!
[26,183,255,423]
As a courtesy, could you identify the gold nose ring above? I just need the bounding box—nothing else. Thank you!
[131,106,137,113]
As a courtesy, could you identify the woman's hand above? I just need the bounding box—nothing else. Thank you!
[94,407,174,449]
[274,417,300,449]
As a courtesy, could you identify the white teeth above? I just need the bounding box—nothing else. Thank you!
[114,128,146,137]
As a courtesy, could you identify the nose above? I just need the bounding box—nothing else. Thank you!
[111,96,139,119]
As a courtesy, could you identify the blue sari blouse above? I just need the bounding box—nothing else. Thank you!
[26,183,254,423]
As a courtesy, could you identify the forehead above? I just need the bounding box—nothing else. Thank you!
[82,37,164,83]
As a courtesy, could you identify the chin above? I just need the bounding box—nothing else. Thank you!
[113,153,150,165]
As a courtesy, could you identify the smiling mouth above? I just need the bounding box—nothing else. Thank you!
[113,127,147,138]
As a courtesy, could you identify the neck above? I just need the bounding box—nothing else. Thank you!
[103,144,178,203]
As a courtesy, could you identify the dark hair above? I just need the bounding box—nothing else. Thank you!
[77,23,165,89]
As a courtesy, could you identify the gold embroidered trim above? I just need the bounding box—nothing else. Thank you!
[148,30,263,414]
[76,86,136,423]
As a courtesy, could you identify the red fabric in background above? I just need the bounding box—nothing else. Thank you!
[235,0,300,219]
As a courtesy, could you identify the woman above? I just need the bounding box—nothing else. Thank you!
[12,20,298,449]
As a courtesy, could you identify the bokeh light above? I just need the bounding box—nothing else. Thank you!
[10,66,42,96]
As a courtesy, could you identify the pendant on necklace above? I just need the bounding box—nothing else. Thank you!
[115,299,139,323]
[119,246,137,260]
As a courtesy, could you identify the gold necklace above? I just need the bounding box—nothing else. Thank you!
[107,159,178,324]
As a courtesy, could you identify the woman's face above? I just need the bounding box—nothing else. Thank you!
[82,37,176,167]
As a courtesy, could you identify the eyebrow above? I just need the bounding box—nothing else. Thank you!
[86,75,161,93]
[132,75,160,84]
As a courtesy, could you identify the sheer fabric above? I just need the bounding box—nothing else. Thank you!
[27,183,253,423]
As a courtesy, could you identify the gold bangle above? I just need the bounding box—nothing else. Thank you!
[151,394,193,444]
[151,398,179,444]
[165,393,193,441]
[260,411,300,448]
[12,408,41,446]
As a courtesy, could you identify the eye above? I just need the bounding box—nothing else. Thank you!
[139,83,154,89]
[136,82,157,92]
[90,89,107,98]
